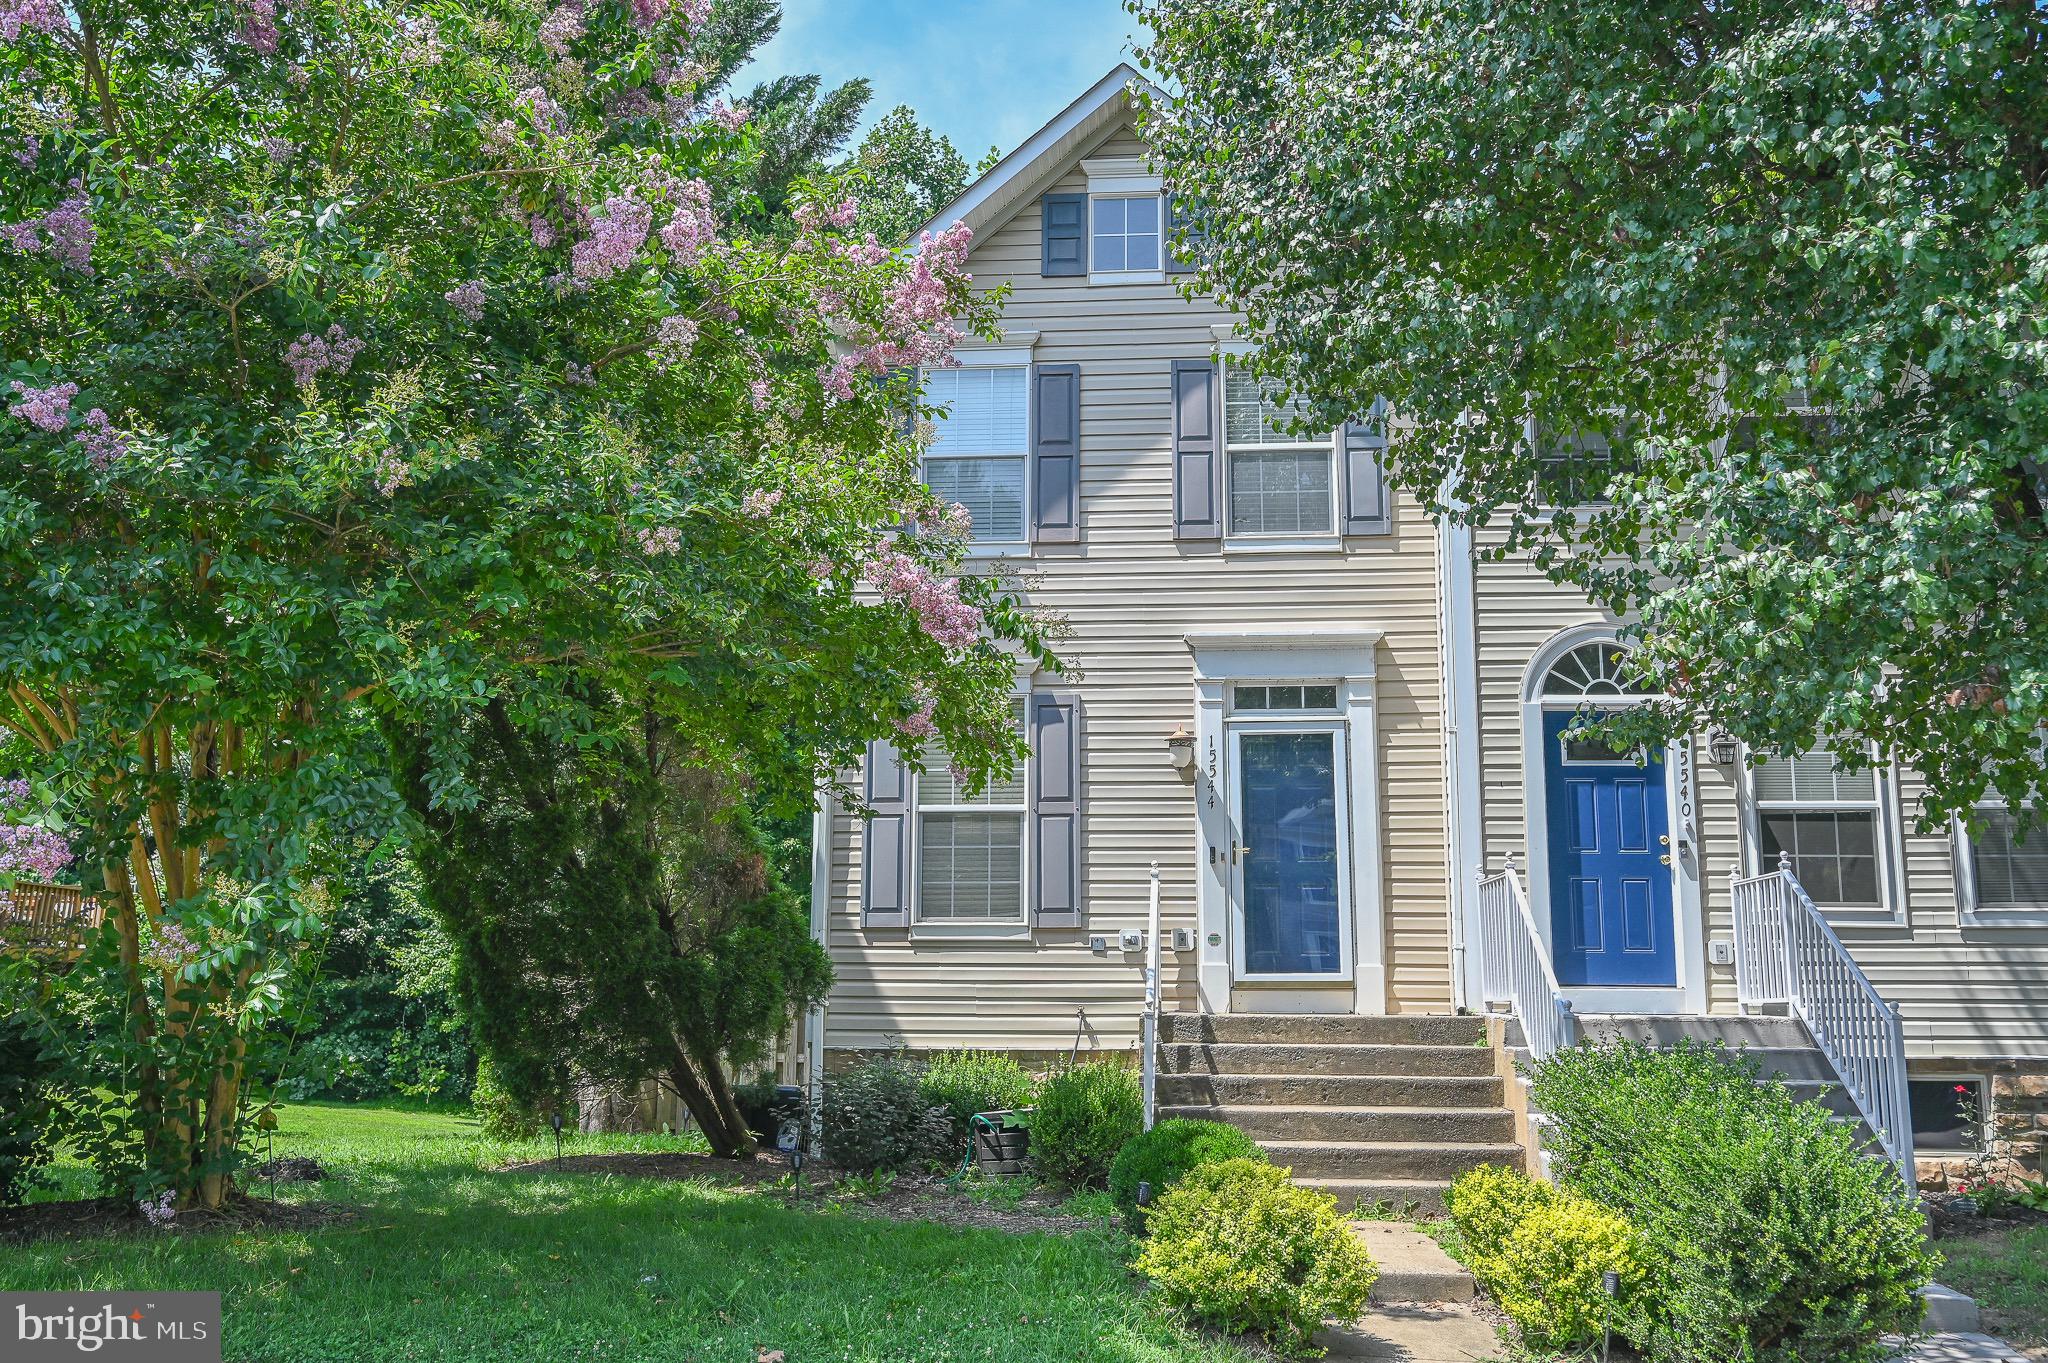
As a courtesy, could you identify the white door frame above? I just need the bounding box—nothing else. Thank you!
[1228,720,1355,985]
[1520,625,1707,1015]
[1186,628,1386,1014]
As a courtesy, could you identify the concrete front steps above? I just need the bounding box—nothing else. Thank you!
[1157,1012,1522,1220]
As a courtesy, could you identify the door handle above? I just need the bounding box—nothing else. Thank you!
[1232,843,1252,862]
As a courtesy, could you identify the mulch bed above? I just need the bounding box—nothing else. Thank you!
[498,1149,815,1190]
[0,1194,355,1246]
[1926,1192,2048,1240]
[498,1152,1107,1235]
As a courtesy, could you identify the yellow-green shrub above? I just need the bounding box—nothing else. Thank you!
[1444,1162,1556,1277]
[1134,1158,1378,1356]
[1492,1192,1647,1350]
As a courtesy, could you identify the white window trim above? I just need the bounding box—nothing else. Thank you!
[908,683,1035,937]
[1220,353,1341,543]
[1739,742,1908,926]
[1953,803,2048,929]
[920,358,1032,558]
[1909,1072,1993,1154]
[1081,158,1166,286]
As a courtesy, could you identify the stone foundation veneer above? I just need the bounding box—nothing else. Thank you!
[1911,1057,2047,1191]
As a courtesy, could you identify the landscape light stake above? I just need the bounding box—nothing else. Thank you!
[551,1110,565,1170]
[1601,1268,1620,1363]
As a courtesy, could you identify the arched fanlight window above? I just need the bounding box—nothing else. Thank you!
[1540,640,1643,699]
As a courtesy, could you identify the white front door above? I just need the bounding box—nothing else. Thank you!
[1229,723,1353,981]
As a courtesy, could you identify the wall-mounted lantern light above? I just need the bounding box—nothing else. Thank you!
[1706,729,1739,767]
[1164,723,1195,773]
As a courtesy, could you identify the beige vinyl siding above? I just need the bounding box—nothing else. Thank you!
[1471,528,2048,1059]
[820,126,1453,1054]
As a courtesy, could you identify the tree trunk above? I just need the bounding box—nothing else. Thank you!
[665,1051,756,1157]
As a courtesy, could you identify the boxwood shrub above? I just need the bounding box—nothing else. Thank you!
[917,1050,1036,1150]
[1447,1163,1645,1351]
[1027,1058,1143,1189]
[1135,1158,1378,1354]
[1107,1116,1266,1232]
[1529,1039,1937,1363]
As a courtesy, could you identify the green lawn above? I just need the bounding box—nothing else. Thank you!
[1940,1222,2048,1351]
[0,1103,1251,1363]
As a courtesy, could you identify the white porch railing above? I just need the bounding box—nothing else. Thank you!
[1478,855,1577,1062]
[1140,860,1162,1130]
[1732,854,1917,1188]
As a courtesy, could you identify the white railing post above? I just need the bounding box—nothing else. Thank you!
[1476,853,1576,1064]
[1141,860,1161,1130]
[1730,856,1918,1193]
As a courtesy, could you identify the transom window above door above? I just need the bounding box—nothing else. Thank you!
[1231,683,1339,713]
[1753,747,1890,911]
[1223,360,1334,538]
[922,365,1028,544]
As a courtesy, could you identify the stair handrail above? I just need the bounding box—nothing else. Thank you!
[1140,860,1161,1130]
[1477,855,1577,1062]
[1731,854,1917,1190]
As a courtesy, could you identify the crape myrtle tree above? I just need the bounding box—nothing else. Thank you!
[1133,0,2048,823]
[0,0,1047,1209]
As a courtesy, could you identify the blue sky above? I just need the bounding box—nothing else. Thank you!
[735,0,1144,168]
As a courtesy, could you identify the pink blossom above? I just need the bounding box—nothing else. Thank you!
[636,524,681,555]
[260,135,294,166]
[571,193,653,281]
[2,183,94,273]
[7,380,75,431]
[912,500,973,538]
[658,58,707,89]
[139,1191,176,1228]
[75,408,127,467]
[627,0,710,29]
[566,362,596,387]
[444,280,486,322]
[284,324,365,388]
[807,555,835,579]
[374,447,410,496]
[0,0,66,40]
[12,134,36,167]
[514,86,565,133]
[651,314,698,370]
[741,488,784,518]
[749,378,772,412]
[832,233,888,268]
[538,3,584,56]
[657,179,717,269]
[894,699,938,741]
[236,0,278,53]
[861,549,983,649]
[0,826,70,879]
[396,12,442,64]
[708,98,750,132]
[527,212,560,249]
[607,88,658,123]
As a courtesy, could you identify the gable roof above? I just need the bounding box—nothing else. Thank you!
[917,63,1159,243]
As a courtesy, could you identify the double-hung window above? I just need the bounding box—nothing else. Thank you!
[916,699,1028,922]
[1752,746,1892,912]
[922,365,1028,545]
[1223,359,1334,538]
[1961,802,2048,923]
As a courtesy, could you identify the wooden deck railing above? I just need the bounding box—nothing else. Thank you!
[0,881,104,956]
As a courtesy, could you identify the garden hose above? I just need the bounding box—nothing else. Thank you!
[946,1112,1006,1184]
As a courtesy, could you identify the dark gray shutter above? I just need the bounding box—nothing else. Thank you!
[1171,360,1223,539]
[1041,193,1086,277]
[1031,692,1082,928]
[1341,401,1392,536]
[1031,363,1081,543]
[1164,193,1202,275]
[861,737,911,927]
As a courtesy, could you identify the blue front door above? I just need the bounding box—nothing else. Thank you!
[1542,710,1676,987]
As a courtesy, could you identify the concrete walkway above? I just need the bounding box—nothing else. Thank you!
[1317,1302,1505,1362]
[1896,1334,2040,1363]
